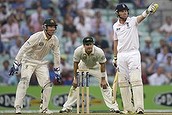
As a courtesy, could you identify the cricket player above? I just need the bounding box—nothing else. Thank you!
[9,18,61,114]
[112,3,158,114]
[59,36,120,113]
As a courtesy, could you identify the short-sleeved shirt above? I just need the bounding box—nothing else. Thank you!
[15,31,60,68]
[73,45,106,68]
[113,17,139,53]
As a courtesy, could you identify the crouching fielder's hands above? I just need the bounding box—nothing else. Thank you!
[54,67,62,83]
[142,3,159,17]
[9,61,20,76]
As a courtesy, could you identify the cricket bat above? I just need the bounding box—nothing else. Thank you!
[112,71,118,103]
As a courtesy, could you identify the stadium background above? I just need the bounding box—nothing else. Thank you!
[0,0,172,113]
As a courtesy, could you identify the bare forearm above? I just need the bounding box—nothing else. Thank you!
[73,62,79,80]
[137,15,146,24]
[113,40,118,56]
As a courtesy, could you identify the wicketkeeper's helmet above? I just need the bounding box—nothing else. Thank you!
[43,18,57,27]
[83,36,94,45]
[115,3,129,13]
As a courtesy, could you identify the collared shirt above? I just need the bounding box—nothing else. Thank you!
[113,17,139,53]
[15,31,60,68]
[73,45,106,68]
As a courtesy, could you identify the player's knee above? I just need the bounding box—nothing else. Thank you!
[118,72,129,88]
[18,77,30,88]
[42,82,53,89]
[130,70,143,87]
[119,81,129,88]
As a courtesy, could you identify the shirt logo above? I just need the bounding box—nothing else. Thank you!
[92,56,96,61]
[27,41,31,45]
[49,44,53,48]
[82,54,87,60]
[116,28,120,31]
[39,42,44,46]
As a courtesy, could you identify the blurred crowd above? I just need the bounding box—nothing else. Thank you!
[0,0,172,86]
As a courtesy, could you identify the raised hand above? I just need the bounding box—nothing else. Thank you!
[147,3,159,14]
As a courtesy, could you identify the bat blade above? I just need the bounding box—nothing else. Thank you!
[112,71,118,103]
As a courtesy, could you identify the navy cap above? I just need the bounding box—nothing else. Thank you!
[115,3,129,12]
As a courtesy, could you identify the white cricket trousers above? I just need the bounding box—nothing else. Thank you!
[62,68,119,110]
[117,50,144,112]
[14,62,52,110]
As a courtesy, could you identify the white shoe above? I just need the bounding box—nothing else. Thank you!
[109,108,120,113]
[15,105,21,114]
[136,107,144,114]
[59,108,72,113]
[40,108,53,114]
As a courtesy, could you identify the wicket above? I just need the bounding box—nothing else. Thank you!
[76,69,90,114]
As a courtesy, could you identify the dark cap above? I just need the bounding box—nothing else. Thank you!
[115,3,129,12]
[43,18,57,26]
[83,36,94,45]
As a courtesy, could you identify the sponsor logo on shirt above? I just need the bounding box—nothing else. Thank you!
[82,54,87,60]
[39,42,44,46]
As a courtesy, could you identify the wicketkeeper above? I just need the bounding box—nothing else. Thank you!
[59,36,120,113]
[9,18,61,114]
[112,3,158,114]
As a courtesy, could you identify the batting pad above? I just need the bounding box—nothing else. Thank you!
[118,72,134,112]
[14,77,30,108]
[130,70,144,111]
[41,82,52,110]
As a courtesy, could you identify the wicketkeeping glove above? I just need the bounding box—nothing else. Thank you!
[54,67,61,83]
[9,61,20,76]
[112,56,117,67]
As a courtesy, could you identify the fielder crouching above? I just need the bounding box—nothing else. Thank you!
[9,18,61,114]
[59,36,120,113]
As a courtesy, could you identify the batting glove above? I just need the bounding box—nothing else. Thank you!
[147,3,159,14]
[112,56,117,67]
[142,3,159,17]
[54,67,61,83]
[9,61,20,76]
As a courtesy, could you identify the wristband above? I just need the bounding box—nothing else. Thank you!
[101,72,106,78]
[142,10,149,17]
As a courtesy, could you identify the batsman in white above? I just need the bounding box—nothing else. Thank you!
[59,36,120,113]
[112,3,158,114]
[9,18,61,114]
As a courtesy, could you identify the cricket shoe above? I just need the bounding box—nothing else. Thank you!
[40,108,53,114]
[15,105,21,114]
[109,108,120,113]
[136,107,144,114]
[59,108,72,113]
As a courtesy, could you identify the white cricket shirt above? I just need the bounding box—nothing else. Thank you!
[15,31,60,68]
[73,45,106,68]
[113,17,139,53]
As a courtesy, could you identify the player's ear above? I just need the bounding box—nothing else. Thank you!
[114,10,119,17]
[42,25,46,31]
